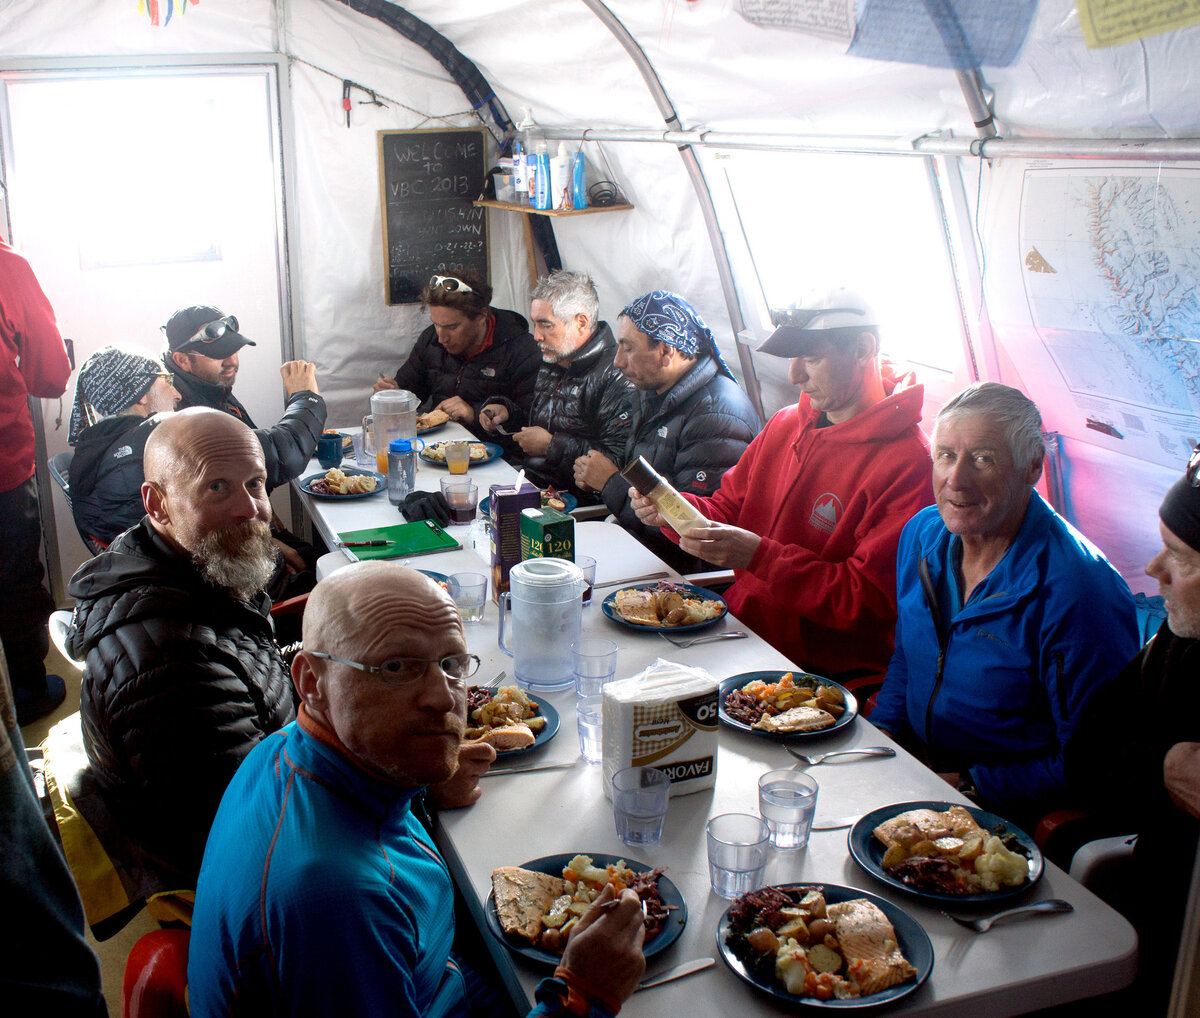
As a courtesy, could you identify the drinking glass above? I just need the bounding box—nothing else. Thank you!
[445,440,470,474]
[448,572,487,623]
[576,555,597,606]
[576,696,603,764]
[706,813,770,899]
[758,769,819,850]
[611,766,670,845]
[571,638,617,697]
[440,477,478,525]
[316,433,343,469]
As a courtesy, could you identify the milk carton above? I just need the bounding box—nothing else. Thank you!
[602,658,719,799]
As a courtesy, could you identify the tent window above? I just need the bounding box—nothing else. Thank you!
[714,150,964,373]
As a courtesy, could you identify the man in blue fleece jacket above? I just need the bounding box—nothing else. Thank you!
[189,562,645,1018]
[871,382,1139,822]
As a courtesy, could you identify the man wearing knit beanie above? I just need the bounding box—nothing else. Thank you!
[1066,461,1200,1011]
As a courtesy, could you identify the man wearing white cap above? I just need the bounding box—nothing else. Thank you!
[633,287,933,685]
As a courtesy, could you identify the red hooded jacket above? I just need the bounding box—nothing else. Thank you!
[683,367,933,681]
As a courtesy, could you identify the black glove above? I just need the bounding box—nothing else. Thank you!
[402,489,451,527]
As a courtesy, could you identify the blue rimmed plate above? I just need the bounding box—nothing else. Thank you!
[299,468,386,499]
[718,671,858,740]
[466,693,560,760]
[717,882,932,1008]
[601,582,728,633]
[479,490,578,516]
[419,441,504,467]
[848,800,1043,905]
[485,853,686,965]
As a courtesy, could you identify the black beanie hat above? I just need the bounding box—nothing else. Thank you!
[1159,473,1200,553]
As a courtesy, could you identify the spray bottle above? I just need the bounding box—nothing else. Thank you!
[571,150,588,209]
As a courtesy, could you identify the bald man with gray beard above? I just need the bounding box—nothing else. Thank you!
[65,409,296,910]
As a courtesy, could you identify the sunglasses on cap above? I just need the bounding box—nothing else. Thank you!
[186,315,240,346]
[151,372,175,387]
[429,275,473,294]
[1187,444,1200,487]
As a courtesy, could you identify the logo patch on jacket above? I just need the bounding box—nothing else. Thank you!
[114,445,133,460]
[481,367,496,378]
[809,493,842,534]
[657,425,669,438]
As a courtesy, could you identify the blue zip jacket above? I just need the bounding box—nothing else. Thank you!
[872,494,1139,816]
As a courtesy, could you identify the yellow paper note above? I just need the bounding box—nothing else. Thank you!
[1076,0,1200,48]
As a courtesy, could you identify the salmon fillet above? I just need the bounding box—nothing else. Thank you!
[491,867,565,944]
[827,899,917,995]
[873,806,985,848]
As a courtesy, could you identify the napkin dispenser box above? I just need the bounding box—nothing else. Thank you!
[602,658,719,799]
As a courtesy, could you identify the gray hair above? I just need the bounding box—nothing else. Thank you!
[934,382,1045,472]
[531,270,599,329]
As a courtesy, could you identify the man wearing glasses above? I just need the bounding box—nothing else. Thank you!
[189,562,646,1018]
[374,270,542,438]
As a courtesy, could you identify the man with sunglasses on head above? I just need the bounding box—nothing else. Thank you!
[190,561,647,1018]
[374,270,541,438]
[163,305,328,597]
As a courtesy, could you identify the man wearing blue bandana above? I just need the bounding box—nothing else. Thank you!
[573,290,760,570]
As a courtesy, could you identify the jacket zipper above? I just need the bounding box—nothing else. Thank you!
[918,556,948,748]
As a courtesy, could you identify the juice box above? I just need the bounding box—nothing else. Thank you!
[489,481,541,602]
[520,506,575,562]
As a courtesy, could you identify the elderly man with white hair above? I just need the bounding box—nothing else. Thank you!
[872,381,1140,822]
[480,269,634,498]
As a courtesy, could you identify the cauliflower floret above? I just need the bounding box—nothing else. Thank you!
[974,835,1029,890]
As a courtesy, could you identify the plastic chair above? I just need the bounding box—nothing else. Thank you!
[123,928,190,1018]
[47,450,108,555]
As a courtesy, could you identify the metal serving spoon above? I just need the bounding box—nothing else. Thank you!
[942,898,1074,933]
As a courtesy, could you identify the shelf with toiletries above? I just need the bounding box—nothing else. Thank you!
[472,199,634,217]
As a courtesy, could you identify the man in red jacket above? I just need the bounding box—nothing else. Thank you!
[0,237,71,725]
[633,287,933,684]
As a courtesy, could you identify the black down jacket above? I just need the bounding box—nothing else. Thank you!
[489,322,634,496]
[391,307,541,439]
[65,520,296,894]
[599,357,761,571]
[69,389,327,544]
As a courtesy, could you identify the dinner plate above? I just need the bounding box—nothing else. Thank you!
[479,491,579,516]
[466,692,560,760]
[718,672,858,740]
[417,420,448,436]
[600,582,728,633]
[419,441,504,467]
[484,852,687,965]
[417,569,451,587]
[848,800,1044,905]
[299,468,386,500]
[716,882,933,1008]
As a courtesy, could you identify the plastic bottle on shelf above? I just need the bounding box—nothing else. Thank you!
[550,142,571,210]
[516,107,545,210]
[619,455,709,536]
[533,139,551,210]
[512,138,528,205]
[571,150,588,209]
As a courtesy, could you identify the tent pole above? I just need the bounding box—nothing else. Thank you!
[579,0,765,422]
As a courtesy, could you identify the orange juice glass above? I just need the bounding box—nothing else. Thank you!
[446,441,470,474]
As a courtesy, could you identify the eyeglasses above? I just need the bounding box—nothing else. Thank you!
[186,315,239,346]
[153,372,174,387]
[1187,444,1200,487]
[307,650,480,685]
[429,275,474,294]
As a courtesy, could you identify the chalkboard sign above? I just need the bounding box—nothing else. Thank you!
[378,128,490,305]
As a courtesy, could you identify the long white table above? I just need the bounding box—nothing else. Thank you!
[293,429,1137,1017]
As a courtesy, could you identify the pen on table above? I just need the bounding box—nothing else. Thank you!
[343,540,394,547]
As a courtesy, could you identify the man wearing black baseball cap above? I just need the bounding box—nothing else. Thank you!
[1066,460,1200,1010]
[632,285,933,686]
[163,305,258,421]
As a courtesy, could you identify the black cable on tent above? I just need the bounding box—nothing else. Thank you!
[334,0,562,272]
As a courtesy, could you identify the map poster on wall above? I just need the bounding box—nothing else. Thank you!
[1017,165,1200,468]
[378,128,489,305]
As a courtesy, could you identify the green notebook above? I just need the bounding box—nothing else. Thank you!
[337,521,461,560]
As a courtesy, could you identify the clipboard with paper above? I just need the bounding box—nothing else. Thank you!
[337,521,461,561]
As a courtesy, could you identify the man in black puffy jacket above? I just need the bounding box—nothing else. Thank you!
[65,409,297,905]
[572,291,761,571]
[479,270,634,499]
[374,269,541,438]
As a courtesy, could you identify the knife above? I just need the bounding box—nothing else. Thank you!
[593,571,671,590]
[811,814,862,831]
[480,760,578,778]
[635,957,715,991]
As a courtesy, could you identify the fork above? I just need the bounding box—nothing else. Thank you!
[658,630,748,649]
[941,898,1073,932]
[786,745,896,766]
[480,670,506,690]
